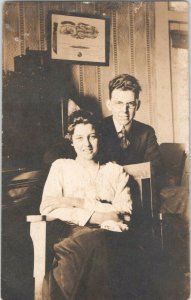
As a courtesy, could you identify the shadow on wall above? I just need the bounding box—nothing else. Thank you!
[66,95,102,119]
[2,49,100,169]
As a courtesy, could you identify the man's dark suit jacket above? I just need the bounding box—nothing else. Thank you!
[100,116,162,176]
[100,116,164,217]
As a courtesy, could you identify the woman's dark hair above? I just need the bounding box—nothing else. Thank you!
[65,110,100,141]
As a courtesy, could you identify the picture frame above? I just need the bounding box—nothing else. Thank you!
[50,11,110,65]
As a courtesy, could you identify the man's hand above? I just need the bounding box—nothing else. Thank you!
[89,211,121,225]
[101,220,129,232]
[118,212,131,224]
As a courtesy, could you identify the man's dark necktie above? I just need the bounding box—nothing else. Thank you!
[118,126,130,149]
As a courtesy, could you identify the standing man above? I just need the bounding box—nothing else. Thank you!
[101,73,163,180]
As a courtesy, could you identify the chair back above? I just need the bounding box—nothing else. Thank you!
[123,162,157,246]
[124,161,152,215]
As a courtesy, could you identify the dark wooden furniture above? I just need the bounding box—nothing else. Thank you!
[2,168,44,300]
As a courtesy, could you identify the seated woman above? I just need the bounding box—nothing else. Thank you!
[40,110,132,300]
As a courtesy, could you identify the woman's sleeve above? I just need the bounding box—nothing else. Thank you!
[94,163,132,214]
[94,202,116,212]
[112,165,132,214]
[40,160,63,214]
[40,160,94,226]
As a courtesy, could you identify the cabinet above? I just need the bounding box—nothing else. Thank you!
[3,49,77,169]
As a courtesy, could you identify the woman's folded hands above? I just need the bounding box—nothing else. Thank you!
[42,196,131,232]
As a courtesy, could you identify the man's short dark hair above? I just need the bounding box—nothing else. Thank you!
[109,74,142,99]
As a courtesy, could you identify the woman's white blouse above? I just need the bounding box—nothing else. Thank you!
[40,159,132,226]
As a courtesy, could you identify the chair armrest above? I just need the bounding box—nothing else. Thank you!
[27,214,47,300]
[26,215,46,222]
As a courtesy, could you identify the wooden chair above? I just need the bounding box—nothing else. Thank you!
[159,143,188,218]
[27,161,159,300]
[159,143,189,298]
[159,143,186,186]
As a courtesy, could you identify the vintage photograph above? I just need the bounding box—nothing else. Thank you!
[2,1,189,300]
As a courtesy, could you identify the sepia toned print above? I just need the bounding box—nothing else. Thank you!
[2,1,189,300]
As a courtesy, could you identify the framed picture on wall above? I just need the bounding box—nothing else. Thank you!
[50,12,110,65]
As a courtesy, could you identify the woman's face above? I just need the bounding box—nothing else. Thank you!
[72,123,99,161]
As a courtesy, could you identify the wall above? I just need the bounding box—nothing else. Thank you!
[154,2,189,146]
[3,1,189,147]
[3,2,156,130]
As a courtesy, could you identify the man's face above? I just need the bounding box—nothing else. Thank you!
[108,89,139,126]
